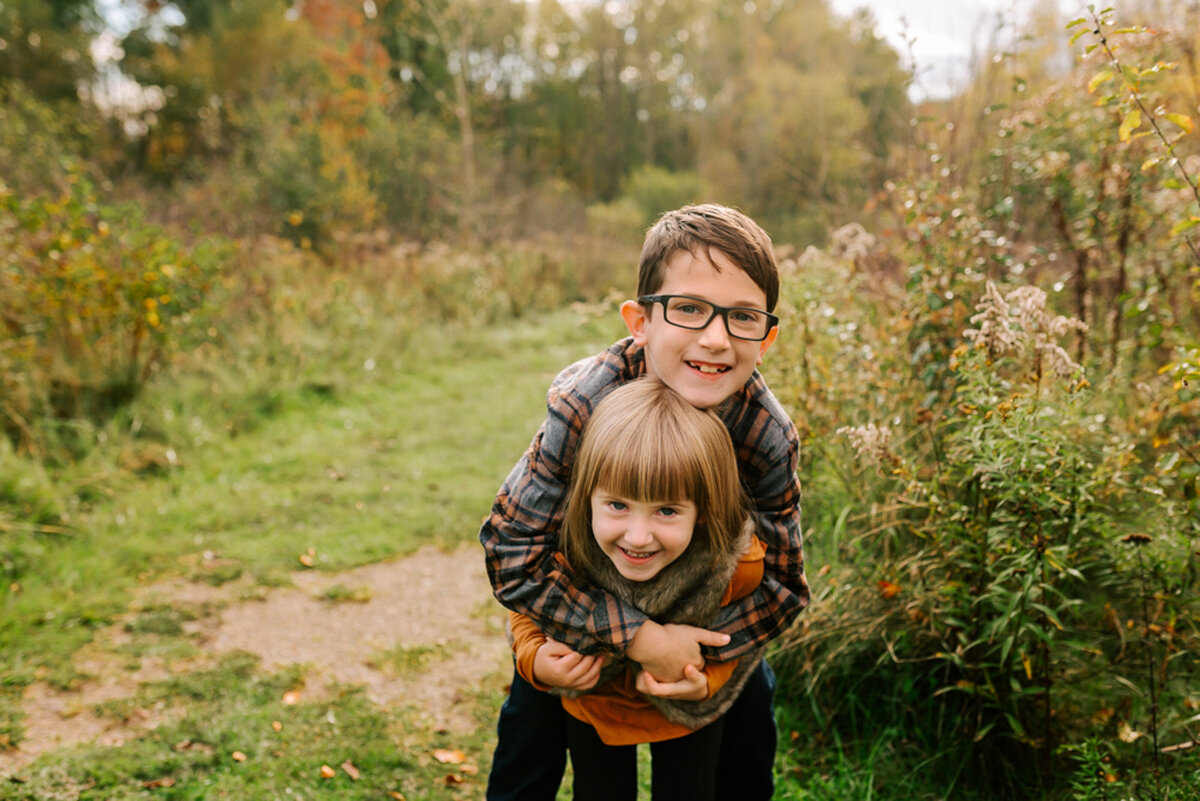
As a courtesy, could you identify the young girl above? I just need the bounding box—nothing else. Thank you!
[507,378,766,801]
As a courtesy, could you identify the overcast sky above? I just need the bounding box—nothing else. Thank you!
[828,0,1094,98]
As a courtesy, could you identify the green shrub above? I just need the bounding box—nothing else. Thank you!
[773,278,1200,798]
[0,174,228,460]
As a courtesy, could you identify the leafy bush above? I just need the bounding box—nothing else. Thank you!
[0,175,228,460]
[772,273,1200,798]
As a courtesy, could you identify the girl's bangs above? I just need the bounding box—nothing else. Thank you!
[592,426,702,504]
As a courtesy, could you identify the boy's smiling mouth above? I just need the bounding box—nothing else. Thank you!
[687,361,730,374]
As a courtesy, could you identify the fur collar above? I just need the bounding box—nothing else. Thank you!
[562,522,765,731]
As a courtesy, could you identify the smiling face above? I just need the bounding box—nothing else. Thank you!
[590,489,697,582]
[621,248,778,409]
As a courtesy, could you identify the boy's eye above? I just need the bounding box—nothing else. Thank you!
[671,301,708,317]
[730,310,758,323]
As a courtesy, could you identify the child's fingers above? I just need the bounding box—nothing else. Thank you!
[687,627,732,648]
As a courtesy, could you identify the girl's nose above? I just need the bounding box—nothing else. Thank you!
[623,519,654,547]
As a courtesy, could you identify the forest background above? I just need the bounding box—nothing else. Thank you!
[2,0,1199,798]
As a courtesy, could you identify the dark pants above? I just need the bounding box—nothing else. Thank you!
[565,709,724,801]
[485,659,777,801]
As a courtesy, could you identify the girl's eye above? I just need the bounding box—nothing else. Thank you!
[658,506,678,517]
[607,500,627,511]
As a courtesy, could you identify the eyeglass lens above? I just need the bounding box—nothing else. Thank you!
[662,297,770,339]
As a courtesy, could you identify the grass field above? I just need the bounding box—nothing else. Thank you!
[1,305,629,800]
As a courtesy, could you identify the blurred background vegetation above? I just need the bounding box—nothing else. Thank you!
[2,0,1200,798]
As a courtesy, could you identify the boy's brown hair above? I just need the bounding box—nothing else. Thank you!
[560,379,748,578]
[637,204,780,312]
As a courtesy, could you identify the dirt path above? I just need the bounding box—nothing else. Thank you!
[1,544,511,775]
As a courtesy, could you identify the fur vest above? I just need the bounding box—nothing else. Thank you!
[557,522,765,731]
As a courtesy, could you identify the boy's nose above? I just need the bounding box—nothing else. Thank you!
[698,312,732,349]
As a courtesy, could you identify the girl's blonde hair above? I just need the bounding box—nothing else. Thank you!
[560,379,748,577]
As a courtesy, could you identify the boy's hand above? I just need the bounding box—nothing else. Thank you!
[635,664,709,701]
[532,639,605,690]
[626,620,730,682]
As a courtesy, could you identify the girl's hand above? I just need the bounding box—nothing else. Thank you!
[635,663,708,701]
[532,639,605,690]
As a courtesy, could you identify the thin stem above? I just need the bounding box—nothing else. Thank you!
[1134,547,1162,795]
[1089,9,1200,212]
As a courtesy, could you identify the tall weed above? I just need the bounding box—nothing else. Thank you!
[771,267,1200,797]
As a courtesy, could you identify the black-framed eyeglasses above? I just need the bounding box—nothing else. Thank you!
[638,294,779,342]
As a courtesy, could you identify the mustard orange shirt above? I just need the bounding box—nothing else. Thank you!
[509,536,766,745]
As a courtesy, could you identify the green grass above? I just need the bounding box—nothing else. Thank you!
[1,652,503,800]
[0,302,627,792]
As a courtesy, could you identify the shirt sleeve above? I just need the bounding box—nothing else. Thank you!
[509,611,555,691]
[479,356,648,657]
[704,395,810,662]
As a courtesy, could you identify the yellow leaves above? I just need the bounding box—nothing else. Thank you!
[1118,109,1141,142]
[1117,721,1143,743]
[231,751,247,762]
[1087,69,1114,94]
[1170,217,1200,236]
[1166,111,1194,134]
[320,764,336,779]
[282,689,301,705]
[299,547,317,567]
[1021,651,1032,681]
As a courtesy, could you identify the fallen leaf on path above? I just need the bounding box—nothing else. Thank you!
[387,793,406,800]
[433,748,466,764]
[341,759,361,780]
[282,690,301,705]
[142,778,176,789]
[320,764,336,779]
[443,773,464,785]
[299,547,317,567]
[460,763,479,776]
[231,751,247,762]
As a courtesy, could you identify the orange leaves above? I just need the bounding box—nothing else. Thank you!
[432,748,467,764]
[433,748,479,784]
[877,580,902,600]
[319,759,362,780]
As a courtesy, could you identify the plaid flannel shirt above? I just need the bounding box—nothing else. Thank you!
[480,337,809,662]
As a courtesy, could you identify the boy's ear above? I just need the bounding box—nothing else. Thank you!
[620,300,649,345]
[755,325,779,366]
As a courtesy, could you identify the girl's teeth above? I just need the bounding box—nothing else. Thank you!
[693,364,725,374]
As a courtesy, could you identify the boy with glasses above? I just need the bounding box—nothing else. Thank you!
[482,203,810,800]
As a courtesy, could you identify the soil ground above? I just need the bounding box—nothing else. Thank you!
[0,545,510,776]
